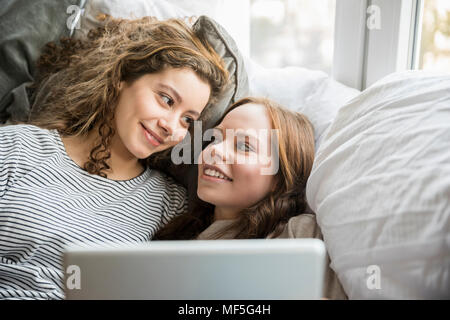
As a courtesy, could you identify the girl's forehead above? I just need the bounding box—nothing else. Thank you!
[220,103,272,130]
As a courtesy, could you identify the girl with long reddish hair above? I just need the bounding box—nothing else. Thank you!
[154,97,347,299]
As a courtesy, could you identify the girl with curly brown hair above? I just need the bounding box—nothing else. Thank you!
[0,16,228,299]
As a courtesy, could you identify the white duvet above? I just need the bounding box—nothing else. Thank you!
[306,71,450,299]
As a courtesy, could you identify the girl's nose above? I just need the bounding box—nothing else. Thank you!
[158,116,177,137]
[206,140,232,165]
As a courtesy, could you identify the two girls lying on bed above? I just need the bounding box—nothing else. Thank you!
[0,17,345,299]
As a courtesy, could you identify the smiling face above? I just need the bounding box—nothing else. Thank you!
[197,103,276,216]
[113,67,211,160]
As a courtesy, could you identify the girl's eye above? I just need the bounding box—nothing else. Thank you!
[182,116,194,127]
[237,141,253,152]
[160,94,174,107]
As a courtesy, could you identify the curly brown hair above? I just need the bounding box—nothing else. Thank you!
[28,16,229,178]
[153,97,315,240]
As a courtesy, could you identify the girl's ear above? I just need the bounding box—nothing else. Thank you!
[118,81,124,91]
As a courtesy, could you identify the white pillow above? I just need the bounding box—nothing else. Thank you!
[73,0,246,51]
[73,0,194,39]
[306,70,450,299]
[243,56,360,152]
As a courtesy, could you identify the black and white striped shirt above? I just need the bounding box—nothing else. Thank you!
[0,124,187,299]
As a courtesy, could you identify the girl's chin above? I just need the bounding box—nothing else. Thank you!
[131,147,154,159]
[197,189,219,205]
[197,190,238,208]
[132,141,164,159]
[197,191,209,203]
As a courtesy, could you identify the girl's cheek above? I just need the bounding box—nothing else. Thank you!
[242,165,274,193]
[172,129,187,144]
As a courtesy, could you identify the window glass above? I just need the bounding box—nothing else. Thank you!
[250,0,336,74]
[418,0,450,72]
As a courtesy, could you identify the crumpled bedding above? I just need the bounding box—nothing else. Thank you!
[0,0,80,123]
[306,71,450,299]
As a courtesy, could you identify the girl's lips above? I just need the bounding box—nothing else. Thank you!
[141,124,162,147]
[203,164,232,180]
[200,164,233,183]
[200,172,232,183]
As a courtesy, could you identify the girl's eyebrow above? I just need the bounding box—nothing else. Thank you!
[215,126,260,142]
[157,83,182,103]
[186,110,200,118]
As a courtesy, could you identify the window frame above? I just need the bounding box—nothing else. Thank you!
[333,0,422,90]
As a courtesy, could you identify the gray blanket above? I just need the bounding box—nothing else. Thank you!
[0,0,80,123]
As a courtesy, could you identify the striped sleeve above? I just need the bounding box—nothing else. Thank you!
[0,127,22,198]
[160,176,188,225]
[0,124,190,299]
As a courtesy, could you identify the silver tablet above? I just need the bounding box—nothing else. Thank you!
[63,238,326,300]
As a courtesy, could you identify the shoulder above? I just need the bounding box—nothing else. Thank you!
[0,124,61,168]
[271,213,323,239]
[0,124,57,150]
[0,123,50,135]
[0,124,59,194]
